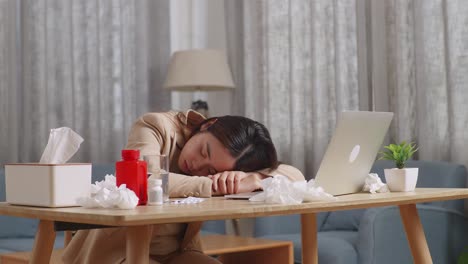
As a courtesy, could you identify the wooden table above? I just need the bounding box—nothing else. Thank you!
[0,234,294,264]
[0,188,467,264]
[202,234,293,264]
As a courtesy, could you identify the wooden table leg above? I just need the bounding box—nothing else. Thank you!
[301,213,317,264]
[31,220,56,264]
[399,204,433,264]
[126,225,152,264]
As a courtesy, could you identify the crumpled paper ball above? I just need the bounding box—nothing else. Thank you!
[77,174,139,209]
[249,175,336,204]
[362,173,389,194]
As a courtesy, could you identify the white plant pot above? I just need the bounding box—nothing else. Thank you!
[384,168,419,192]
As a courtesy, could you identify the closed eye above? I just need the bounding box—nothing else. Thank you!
[201,144,208,158]
[206,142,211,159]
[201,143,212,159]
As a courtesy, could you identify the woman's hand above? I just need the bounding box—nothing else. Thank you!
[208,171,264,195]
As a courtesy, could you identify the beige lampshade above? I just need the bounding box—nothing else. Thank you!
[164,49,235,91]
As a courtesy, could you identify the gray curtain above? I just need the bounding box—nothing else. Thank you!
[375,0,468,168]
[0,0,171,165]
[226,0,365,178]
[226,0,468,179]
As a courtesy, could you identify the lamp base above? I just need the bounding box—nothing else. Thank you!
[191,100,209,118]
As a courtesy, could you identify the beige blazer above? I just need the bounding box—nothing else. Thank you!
[126,110,305,198]
[62,110,305,263]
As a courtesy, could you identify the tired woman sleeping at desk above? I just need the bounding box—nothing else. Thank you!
[62,110,304,264]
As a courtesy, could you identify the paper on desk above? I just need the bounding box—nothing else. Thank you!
[362,173,389,193]
[39,127,84,164]
[170,197,205,204]
[249,175,336,204]
[76,174,139,209]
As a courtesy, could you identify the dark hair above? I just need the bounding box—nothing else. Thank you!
[192,116,279,172]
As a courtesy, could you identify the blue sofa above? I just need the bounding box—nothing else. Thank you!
[254,160,468,264]
[1,160,467,264]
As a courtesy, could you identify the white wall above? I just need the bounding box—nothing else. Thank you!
[169,0,233,117]
[170,1,254,234]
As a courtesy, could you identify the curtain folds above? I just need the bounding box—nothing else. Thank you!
[0,0,19,165]
[381,0,468,166]
[2,0,467,176]
[226,0,468,178]
[226,0,362,178]
[0,0,171,165]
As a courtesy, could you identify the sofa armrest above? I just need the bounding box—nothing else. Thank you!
[356,205,468,264]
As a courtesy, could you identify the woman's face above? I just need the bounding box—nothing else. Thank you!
[178,131,236,176]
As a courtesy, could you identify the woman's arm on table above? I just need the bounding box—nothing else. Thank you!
[209,164,305,195]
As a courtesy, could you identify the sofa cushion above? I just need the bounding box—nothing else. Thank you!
[322,159,467,231]
[316,231,359,264]
[201,220,226,234]
[0,234,65,252]
[357,205,468,264]
[321,209,366,231]
[254,212,329,237]
[0,216,38,239]
[259,231,358,264]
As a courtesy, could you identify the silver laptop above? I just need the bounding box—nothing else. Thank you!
[225,111,393,199]
[314,111,393,195]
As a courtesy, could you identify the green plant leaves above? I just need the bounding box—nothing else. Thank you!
[458,246,468,264]
[379,141,418,169]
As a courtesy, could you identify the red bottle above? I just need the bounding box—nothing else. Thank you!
[116,149,148,205]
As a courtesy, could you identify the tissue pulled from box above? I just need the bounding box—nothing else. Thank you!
[362,173,389,193]
[40,127,84,164]
[77,174,139,209]
[249,175,335,204]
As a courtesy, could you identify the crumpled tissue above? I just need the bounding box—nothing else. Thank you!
[249,175,336,204]
[362,173,389,193]
[77,174,139,209]
[170,197,205,204]
[40,127,84,164]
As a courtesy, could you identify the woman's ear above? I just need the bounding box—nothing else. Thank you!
[200,118,218,131]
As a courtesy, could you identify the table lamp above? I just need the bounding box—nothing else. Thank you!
[163,49,235,117]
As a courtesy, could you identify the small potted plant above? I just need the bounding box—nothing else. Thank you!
[379,141,418,192]
[458,246,468,264]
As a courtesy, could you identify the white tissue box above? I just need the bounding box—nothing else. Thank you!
[5,163,92,207]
